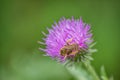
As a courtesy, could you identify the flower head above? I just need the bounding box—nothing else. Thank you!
[39,17,94,62]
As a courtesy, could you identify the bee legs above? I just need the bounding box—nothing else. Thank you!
[63,55,68,60]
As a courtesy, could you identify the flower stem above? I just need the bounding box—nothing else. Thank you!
[84,63,100,80]
[66,62,100,80]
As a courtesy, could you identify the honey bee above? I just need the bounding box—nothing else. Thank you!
[60,38,80,59]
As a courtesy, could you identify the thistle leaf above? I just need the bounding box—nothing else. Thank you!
[100,66,113,80]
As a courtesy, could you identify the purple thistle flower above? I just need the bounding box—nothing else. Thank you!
[40,17,93,62]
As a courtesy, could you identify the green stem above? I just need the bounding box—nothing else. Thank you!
[84,63,100,80]
[66,62,100,80]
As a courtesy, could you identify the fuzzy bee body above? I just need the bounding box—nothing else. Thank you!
[60,40,80,60]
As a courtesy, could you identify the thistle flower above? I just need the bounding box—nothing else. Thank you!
[39,17,111,80]
[39,17,94,62]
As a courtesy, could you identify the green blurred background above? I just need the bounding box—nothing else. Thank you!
[0,0,120,80]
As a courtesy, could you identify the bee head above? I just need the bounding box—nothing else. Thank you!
[60,48,67,56]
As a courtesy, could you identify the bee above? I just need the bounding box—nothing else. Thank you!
[60,38,80,59]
